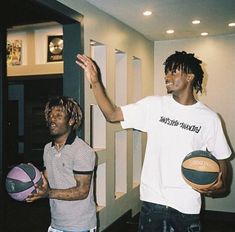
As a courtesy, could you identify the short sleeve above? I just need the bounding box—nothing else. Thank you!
[120,96,152,132]
[207,116,231,160]
[73,142,96,172]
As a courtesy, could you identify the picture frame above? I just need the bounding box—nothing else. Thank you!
[7,39,22,66]
[47,35,63,62]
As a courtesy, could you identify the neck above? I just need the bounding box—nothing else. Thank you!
[53,131,70,148]
[172,92,197,105]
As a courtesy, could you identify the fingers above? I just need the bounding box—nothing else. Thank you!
[196,190,213,196]
[76,54,88,68]
[26,196,39,202]
[217,172,222,181]
[76,54,99,87]
[27,162,35,168]
[26,198,33,203]
[76,59,86,69]
[26,193,37,202]
[76,54,96,71]
[205,191,213,197]
[77,54,91,63]
[41,172,46,182]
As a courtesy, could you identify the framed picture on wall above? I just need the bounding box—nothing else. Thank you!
[7,39,22,66]
[47,35,63,62]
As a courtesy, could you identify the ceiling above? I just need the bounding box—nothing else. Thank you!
[86,0,235,41]
[1,0,77,29]
[2,0,235,41]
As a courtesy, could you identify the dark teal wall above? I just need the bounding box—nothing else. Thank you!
[63,23,84,139]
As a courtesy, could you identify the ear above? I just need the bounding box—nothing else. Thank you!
[187,74,195,82]
[69,119,75,126]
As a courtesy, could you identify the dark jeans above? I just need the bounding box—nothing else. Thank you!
[138,201,201,232]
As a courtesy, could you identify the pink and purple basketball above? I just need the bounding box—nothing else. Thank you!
[5,163,43,201]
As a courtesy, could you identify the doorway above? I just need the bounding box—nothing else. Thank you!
[7,75,63,169]
[4,76,62,231]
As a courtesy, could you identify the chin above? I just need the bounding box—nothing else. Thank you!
[49,130,57,136]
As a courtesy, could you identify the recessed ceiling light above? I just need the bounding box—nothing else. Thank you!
[201,32,208,36]
[228,22,235,27]
[192,20,200,24]
[166,29,174,34]
[143,10,152,16]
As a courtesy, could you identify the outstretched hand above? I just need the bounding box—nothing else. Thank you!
[76,54,99,86]
[26,173,50,202]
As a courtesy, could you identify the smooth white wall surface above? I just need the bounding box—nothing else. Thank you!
[154,34,235,213]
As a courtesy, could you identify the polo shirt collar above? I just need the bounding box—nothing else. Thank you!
[51,131,76,147]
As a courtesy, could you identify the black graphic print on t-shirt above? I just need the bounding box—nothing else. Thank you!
[159,116,201,133]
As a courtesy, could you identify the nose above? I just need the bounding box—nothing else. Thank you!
[165,74,171,82]
[49,114,56,122]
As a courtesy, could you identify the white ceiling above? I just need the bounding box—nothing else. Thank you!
[85,0,235,41]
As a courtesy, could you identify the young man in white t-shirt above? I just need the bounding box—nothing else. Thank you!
[76,51,231,232]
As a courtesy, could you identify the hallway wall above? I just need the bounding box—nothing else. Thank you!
[58,0,154,231]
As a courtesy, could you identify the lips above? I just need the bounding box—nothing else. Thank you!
[49,123,57,131]
[166,82,173,87]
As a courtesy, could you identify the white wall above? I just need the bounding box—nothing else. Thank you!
[58,0,154,231]
[154,34,235,213]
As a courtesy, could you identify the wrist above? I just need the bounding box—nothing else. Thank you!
[90,80,100,88]
[46,187,51,198]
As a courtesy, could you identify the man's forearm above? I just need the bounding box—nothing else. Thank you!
[48,186,89,201]
[91,81,122,122]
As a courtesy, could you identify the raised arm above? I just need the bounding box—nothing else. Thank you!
[76,54,123,122]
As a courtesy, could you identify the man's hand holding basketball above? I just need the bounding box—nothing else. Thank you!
[194,172,224,197]
[26,173,50,202]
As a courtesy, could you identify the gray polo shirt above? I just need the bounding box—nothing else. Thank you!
[43,132,97,231]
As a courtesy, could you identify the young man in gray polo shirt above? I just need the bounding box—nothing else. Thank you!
[27,96,97,232]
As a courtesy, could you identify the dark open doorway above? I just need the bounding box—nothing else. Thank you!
[7,75,63,169]
[5,75,63,232]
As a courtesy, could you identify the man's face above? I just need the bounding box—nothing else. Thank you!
[47,106,71,138]
[165,69,191,95]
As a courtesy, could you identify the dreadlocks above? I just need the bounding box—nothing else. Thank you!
[44,96,83,130]
[164,51,204,93]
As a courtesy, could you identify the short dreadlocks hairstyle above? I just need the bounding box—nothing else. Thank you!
[44,96,83,130]
[163,51,204,93]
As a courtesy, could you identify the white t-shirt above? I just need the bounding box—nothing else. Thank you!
[121,94,231,214]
